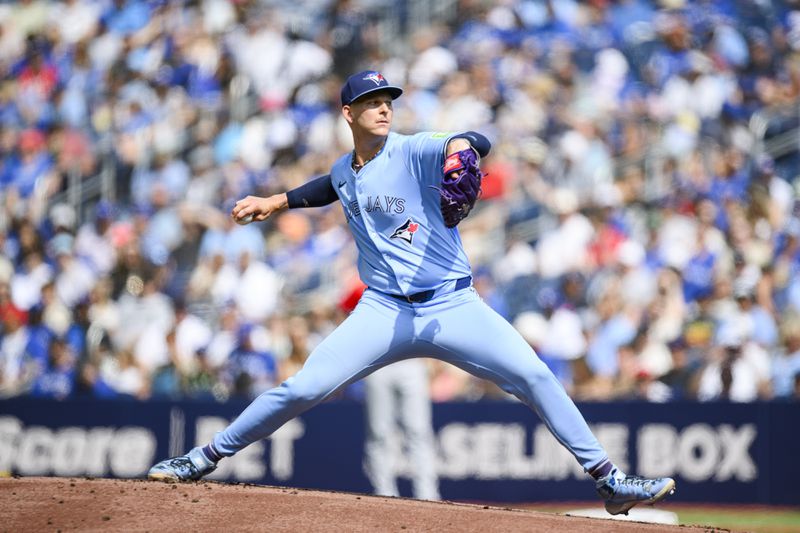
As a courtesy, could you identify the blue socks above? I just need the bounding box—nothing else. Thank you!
[201,443,224,463]
[588,459,614,480]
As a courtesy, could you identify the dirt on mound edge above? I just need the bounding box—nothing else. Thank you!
[1,477,721,532]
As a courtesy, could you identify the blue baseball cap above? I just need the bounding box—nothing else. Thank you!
[340,70,403,106]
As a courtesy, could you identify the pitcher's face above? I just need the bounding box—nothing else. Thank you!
[343,91,393,137]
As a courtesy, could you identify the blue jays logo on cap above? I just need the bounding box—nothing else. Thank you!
[364,72,385,85]
[341,70,403,106]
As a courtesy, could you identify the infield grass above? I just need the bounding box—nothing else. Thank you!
[674,508,800,532]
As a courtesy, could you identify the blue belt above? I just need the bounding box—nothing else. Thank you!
[384,276,472,304]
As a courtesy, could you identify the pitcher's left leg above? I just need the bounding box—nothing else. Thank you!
[419,290,675,514]
[419,289,607,471]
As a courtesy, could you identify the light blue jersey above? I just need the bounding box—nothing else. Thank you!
[330,132,472,296]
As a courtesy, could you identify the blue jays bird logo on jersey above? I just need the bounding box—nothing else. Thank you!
[390,218,420,244]
[364,72,385,86]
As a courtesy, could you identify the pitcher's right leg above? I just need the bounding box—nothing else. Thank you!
[213,292,410,455]
[148,290,410,481]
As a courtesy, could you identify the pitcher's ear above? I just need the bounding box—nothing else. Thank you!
[342,105,354,124]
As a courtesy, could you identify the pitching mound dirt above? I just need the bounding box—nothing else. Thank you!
[2,477,718,532]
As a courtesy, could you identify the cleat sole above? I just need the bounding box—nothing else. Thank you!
[147,472,181,482]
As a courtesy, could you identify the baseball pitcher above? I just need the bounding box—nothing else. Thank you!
[149,70,675,515]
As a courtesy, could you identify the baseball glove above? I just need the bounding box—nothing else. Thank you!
[437,148,483,228]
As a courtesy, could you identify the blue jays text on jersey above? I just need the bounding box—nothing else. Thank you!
[365,195,405,214]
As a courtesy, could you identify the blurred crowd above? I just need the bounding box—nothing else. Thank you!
[2,0,800,403]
